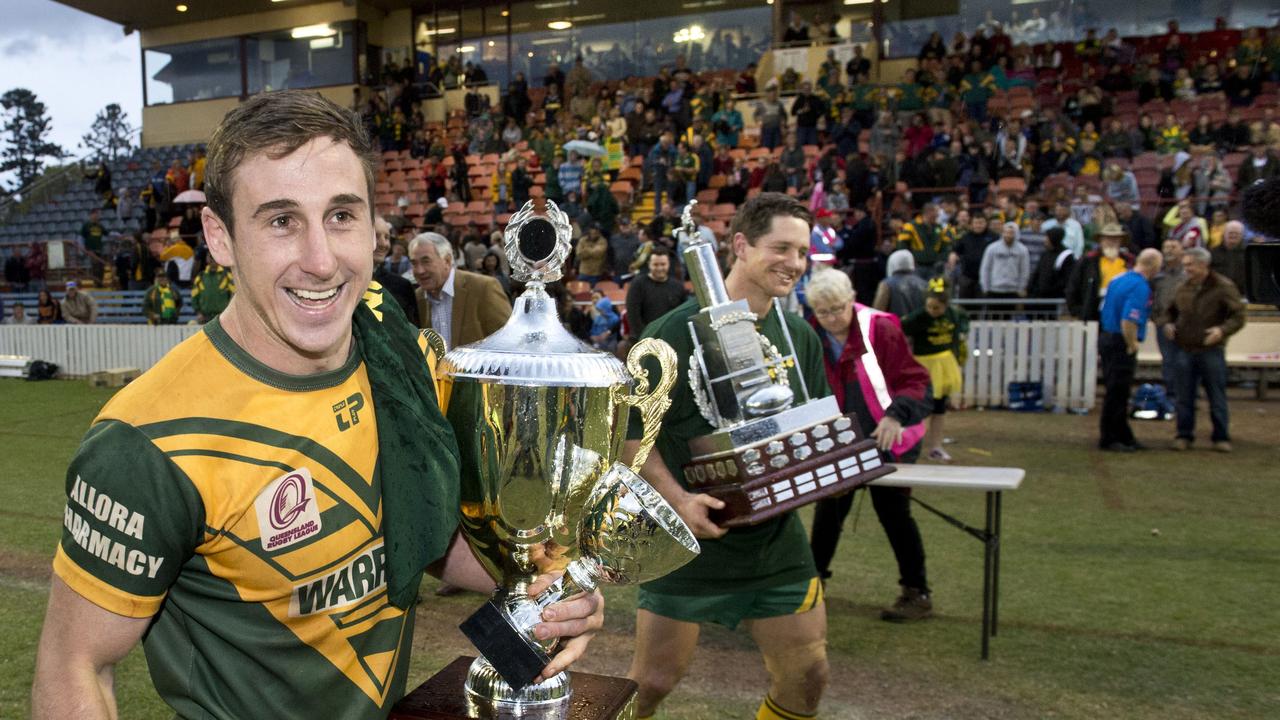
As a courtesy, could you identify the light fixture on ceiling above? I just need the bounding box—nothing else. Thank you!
[501,9,510,17]
[528,51,534,57]
[176,3,188,11]
[673,25,705,43]
[291,24,336,39]
[548,20,572,30]
[843,0,878,4]
[309,37,335,50]
[421,27,456,36]
[458,45,477,53]
[488,40,496,47]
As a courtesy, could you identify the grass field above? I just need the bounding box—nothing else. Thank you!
[1,377,1278,719]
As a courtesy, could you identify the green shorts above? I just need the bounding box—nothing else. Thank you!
[637,577,824,630]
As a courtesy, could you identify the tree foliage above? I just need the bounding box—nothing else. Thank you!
[80,103,136,164]
[0,88,66,193]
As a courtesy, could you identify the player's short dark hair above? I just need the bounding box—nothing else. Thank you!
[728,192,813,245]
[205,90,376,234]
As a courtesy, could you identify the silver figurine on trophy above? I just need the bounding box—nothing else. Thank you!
[392,199,699,720]
[677,200,894,527]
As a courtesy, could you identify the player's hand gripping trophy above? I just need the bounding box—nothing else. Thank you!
[425,199,700,719]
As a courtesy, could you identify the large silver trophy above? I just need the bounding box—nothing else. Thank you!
[678,201,894,526]
[403,200,699,720]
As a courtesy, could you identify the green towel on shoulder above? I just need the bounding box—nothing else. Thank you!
[352,282,460,610]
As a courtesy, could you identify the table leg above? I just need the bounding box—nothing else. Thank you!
[992,490,1003,637]
[981,491,994,660]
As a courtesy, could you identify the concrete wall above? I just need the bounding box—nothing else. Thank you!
[140,1,357,48]
[141,85,359,148]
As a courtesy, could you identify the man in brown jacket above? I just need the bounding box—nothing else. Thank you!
[1160,247,1246,452]
[409,232,511,349]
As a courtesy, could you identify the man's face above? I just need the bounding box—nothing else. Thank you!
[202,137,374,367]
[1162,239,1183,265]
[971,216,988,234]
[373,222,392,263]
[1223,226,1243,248]
[66,285,77,297]
[923,206,938,224]
[1182,255,1210,283]
[410,241,452,296]
[1001,224,1017,242]
[1055,204,1069,221]
[732,216,810,299]
[648,253,671,282]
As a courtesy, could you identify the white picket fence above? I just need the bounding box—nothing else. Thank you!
[961,321,1099,411]
[0,324,202,378]
[0,321,1100,410]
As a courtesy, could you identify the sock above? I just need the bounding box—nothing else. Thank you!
[756,694,816,720]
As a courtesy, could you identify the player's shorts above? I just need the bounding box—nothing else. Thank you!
[637,577,824,630]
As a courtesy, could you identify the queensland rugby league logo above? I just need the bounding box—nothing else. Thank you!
[255,468,323,551]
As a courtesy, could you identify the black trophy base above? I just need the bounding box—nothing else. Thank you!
[459,597,549,690]
[389,656,638,720]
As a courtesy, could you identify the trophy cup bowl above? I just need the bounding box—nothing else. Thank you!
[426,200,696,720]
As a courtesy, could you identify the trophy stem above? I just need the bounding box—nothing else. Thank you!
[464,655,572,720]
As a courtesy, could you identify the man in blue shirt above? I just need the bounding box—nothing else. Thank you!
[1096,249,1164,451]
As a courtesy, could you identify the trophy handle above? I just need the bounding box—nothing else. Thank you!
[613,338,677,474]
[419,329,451,410]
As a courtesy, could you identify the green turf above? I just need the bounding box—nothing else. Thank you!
[1,378,1277,719]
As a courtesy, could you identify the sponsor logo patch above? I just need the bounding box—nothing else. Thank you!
[255,468,323,551]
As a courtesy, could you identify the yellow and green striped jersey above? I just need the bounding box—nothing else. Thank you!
[54,316,441,719]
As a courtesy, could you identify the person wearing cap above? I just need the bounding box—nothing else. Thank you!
[60,280,97,324]
[1065,223,1134,321]
[1096,248,1164,451]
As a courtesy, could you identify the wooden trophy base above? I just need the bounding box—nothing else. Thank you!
[390,656,638,720]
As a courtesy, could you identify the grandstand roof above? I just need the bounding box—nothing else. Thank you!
[57,0,419,31]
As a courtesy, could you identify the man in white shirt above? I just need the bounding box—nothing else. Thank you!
[409,232,510,349]
[1040,202,1085,259]
[4,301,34,324]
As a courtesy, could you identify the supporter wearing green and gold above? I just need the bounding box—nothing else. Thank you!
[625,194,832,720]
[32,89,603,720]
[895,69,927,113]
[192,260,235,322]
[896,203,952,279]
[142,269,183,324]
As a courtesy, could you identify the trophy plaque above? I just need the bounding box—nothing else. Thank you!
[676,200,894,527]
[392,199,699,720]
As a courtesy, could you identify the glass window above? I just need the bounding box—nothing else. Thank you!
[246,21,356,94]
[144,38,241,105]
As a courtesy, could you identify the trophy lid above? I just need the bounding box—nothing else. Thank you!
[439,200,630,387]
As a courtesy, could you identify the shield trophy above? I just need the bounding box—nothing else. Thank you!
[391,200,699,720]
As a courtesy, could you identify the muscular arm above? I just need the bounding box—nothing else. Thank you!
[32,577,151,720]
[428,529,498,592]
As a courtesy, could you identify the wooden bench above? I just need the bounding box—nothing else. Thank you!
[1,289,197,324]
[872,464,1026,660]
[1137,318,1280,399]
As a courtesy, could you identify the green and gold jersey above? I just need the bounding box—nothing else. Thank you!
[628,299,831,596]
[53,317,421,720]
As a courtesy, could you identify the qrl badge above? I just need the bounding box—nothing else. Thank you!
[255,468,323,551]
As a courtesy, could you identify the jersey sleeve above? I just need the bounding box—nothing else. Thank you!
[1121,281,1151,326]
[53,420,204,618]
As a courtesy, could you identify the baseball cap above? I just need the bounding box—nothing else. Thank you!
[65,280,77,288]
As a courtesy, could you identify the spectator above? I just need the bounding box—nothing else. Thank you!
[1116,202,1158,251]
[1040,201,1085,258]
[60,281,97,324]
[1210,220,1247,294]
[710,99,744,149]
[409,231,511,349]
[1237,144,1279,190]
[1162,247,1246,452]
[779,133,807,189]
[489,160,513,214]
[624,247,686,341]
[370,217,416,325]
[1152,239,1186,402]
[4,301,33,325]
[672,141,699,206]
[575,224,610,285]
[803,267,935,621]
[31,287,62,325]
[873,249,928,317]
[78,209,107,287]
[1028,226,1076,298]
[1095,249,1164,451]
[1224,64,1260,106]
[790,81,826,148]
[4,245,29,291]
[1103,163,1140,206]
[143,268,183,325]
[610,216,641,279]
[896,203,950,279]
[1165,201,1208,248]
[949,212,997,299]
[979,222,1032,298]
[782,11,810,44]
[587,291,620,351]
[900,281,969,462]
[645,134,676,210]
[191,256,235,324]
[25,241,46,290]
[960,59,996,121]
[1066,224,1135,321]
[477,251,510,296]
[753,87,787,150]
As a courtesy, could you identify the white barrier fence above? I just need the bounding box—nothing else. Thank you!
[962,321,1099,411]
[0,324,202,377]
[1,321,1100,410]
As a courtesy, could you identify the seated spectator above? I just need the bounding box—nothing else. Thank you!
[1238,144,1279,190]
[1104,163,1140,206]
[1224,64,1260,106]
[4,301,33,325]
[143,268,183,325]
[575,223,610,285]
[1156,113,1189,154]
[587,291,620,351]
[36,288,61,324]
[1165,201,1209,248]
[60,281,97,324]
[1211,220,1247,294]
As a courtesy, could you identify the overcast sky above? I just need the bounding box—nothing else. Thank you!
[0,0,141,183]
